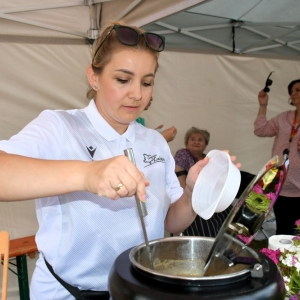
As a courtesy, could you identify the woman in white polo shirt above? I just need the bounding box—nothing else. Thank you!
[0,21,238,300]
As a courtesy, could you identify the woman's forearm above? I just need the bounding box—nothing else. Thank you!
[0,151,86,201]
[164,188,196,234]
[0,152,148,202]
[258,104,268,116]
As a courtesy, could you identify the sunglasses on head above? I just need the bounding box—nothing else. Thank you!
[92,25,165,65]
[263,71,275,93]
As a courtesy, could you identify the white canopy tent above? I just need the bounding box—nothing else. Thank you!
[0,1,299,298]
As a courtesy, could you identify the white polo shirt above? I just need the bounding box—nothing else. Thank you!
[0,100,183,300]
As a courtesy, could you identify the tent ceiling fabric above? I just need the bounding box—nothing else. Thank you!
[2,0,300,58]
[102,0,300,58]
[0,0,95,40]
[0,0,205,41]
[99,0,205,29]
[139,0,300,58]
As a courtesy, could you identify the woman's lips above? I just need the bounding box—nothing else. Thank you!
[123,105,139,112]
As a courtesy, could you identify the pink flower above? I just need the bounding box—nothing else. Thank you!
[266,192,276,201]
[237,234,250,243]
[253,184,263,194]
[295,219,300,227]
[292,255,297,266]
[260,248,281,265]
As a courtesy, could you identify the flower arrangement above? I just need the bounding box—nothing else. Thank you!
[260,220,300,300]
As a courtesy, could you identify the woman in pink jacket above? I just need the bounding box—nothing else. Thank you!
[254,79,300,235]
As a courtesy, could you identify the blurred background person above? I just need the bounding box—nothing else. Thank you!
[136,97,177,142]
[174,127,231,237]
[254,79,300,235]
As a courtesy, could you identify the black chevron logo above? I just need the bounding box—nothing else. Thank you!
[86,146,96,159]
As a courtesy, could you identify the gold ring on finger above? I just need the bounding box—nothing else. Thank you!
[115,183,123,192]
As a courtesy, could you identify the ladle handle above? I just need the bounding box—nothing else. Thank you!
[124,148,148,217]
[124,148,153,269]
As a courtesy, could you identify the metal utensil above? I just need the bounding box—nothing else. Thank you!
[124,148,154,269]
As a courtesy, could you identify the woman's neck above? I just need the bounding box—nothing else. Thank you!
[189,150,204,161]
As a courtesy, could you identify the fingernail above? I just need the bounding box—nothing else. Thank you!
[140,194,147,202]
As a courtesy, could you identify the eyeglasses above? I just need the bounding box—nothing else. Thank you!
[92,25,165,65]
[263,71,275,93]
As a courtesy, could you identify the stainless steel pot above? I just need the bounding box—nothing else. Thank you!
[109,236,285,299]
[129,236,267,286]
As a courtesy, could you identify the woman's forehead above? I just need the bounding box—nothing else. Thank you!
[190,133,204,138]
[291,82,300,90]
[100,49,156,77]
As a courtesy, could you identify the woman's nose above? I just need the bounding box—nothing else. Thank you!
[128,83,142,101]
[291,90,297,96]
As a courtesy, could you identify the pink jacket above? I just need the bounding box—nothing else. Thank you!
[254,111,300,197]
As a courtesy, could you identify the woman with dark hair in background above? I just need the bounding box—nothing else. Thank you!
[254,79,300,235]
[174,127,232,237]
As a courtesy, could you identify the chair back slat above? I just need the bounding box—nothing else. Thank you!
[0,231,10,300]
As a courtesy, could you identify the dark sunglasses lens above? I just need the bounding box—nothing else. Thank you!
[145,33,165,51]
[266,79,273,86]
[263,79,272,92]
[117,26,138,45]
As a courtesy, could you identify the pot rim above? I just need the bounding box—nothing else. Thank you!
[129,236,258,283]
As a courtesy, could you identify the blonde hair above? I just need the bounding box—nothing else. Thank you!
[184,127,210,146]
[86,21,160,100]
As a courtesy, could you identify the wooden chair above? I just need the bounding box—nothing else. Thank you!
[0,231,10,300]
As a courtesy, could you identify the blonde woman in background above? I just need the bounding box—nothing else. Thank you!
[174,127,232,237]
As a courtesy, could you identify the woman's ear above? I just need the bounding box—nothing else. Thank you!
[86,65,99,88]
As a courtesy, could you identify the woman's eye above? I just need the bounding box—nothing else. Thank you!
[117,78,128,84]
[142,81,152,87]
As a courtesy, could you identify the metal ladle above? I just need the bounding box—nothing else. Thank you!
[124,148,154,269]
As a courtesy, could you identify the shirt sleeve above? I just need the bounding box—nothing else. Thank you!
[174,149,188,170]
[254,115,278,137]
[0,110,63,159]
[165,146,184,203]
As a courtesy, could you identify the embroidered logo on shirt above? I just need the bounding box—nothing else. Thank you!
[86,146,96,159]
[143,154,165,167]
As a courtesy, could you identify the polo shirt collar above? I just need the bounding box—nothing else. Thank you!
[84,100,136,142]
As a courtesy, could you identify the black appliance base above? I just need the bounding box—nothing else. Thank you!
[109,248,285,300]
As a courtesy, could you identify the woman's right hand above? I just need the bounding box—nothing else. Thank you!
[258,89,269,105]
[84,156,149,202]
